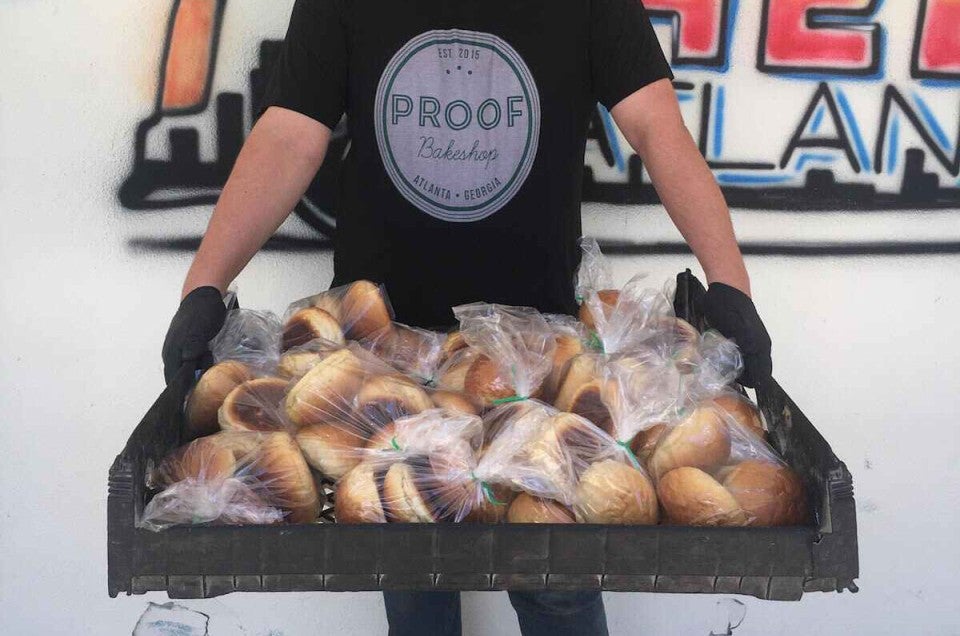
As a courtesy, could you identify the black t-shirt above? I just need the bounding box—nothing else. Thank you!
[263,0,672,328]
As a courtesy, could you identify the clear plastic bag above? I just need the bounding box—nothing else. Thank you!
[450,303,556,405]
[553,353,617,434]
[277,337,346,380]
[541,314,586,404]
[184,309,284,438]
[217,376,292,433]
[284,280,394,343]
[574,237,614,304]
[286,343,477,482]
[645,370,806,526]
[210,309,282,372]
[359,322,446,384]
[141,431,322,530]
[287,344,411,480]
[333,409,483,524]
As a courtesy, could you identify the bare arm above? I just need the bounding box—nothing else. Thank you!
[181,107,332,298]
[610,79,751,296]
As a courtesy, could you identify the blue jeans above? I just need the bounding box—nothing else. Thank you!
[382,590,608,636]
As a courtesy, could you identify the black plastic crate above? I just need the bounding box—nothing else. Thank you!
[108,271,858,601]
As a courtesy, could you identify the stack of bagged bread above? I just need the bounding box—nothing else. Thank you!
[144,254,807,531]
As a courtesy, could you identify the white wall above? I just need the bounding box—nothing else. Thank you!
[1,1,959,634]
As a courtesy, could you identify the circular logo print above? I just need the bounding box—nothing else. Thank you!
[375,30,541,222]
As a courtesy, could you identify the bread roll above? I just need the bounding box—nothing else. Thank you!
[712,395,765,440]
[356,375,433,427]
[464,355,515,404]
[382,460,440,523]
[507,493,575,523]
[648,406,731,479]
[657,467,748,526]
[218,378,290,432]
[278,351,324,380]
[341,280,392,340]
[554,354,600,412]
[721,460,807,526]
[282,307,345,351]
[296,422,365,480]
[441,330,468,361]
[251,432,321,524]
[154,435,239,486]
[334,463,386,523]
[430,390,480,416]
[185,361,254,437]
[579,289,620,331]
[523,412,598,495]
[574,459,658,525]
[564,381,613,435]
[365,324,442,380]
[629,424,667,464]
[284,348,365,426]
[311,293,343,322]
[542,334,584,402]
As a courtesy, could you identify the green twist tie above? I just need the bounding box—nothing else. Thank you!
[390,436,401,451]
[587,331,605,353]
[616,440,642,470]
[492,395,527,405]
[481,481,506,506]
[575,295,584,303]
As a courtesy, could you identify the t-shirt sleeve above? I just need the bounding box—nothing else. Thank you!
[590,0,674,111]
[259,0,347,129]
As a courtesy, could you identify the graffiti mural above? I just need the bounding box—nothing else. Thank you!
[121,0,960,254]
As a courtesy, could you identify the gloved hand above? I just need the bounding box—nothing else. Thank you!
[162,286,227,384]
[703,283,772,388]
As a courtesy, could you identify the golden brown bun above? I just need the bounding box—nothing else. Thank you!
[441,331,468,361]
[712,395,765,440]
[431,390,481,416]
[296,422,365,480]
[721,460,807,526]
[507,493,575,523]
[311,293,343,322]
[382,462,437,523]
[284,348,365,426]
[629,424,667,464]
[155,434,240,486]
[252,432,321,524]
[185,361,254,437]
[579,290,620,331]
[542,335,584,403]
[341,280,392,340]
[522,412,598,494]
[554,354,600,412]
[574,460,659,525]
[648,407,731,479]
[218,378,289,432]
[356,375,433,426]
[657,467,748,526]
[334,463,386,523]
[464,355,515,404]
[564,381,613,435]
[462,484,514,523]
[282,307,345,351]
[278,351,324,380]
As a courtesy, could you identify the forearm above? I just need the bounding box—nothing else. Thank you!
[182,108,331,298]
[612,83,750,295]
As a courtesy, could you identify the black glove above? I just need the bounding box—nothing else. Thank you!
[162,286,227,384]
[703,283,772,388]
